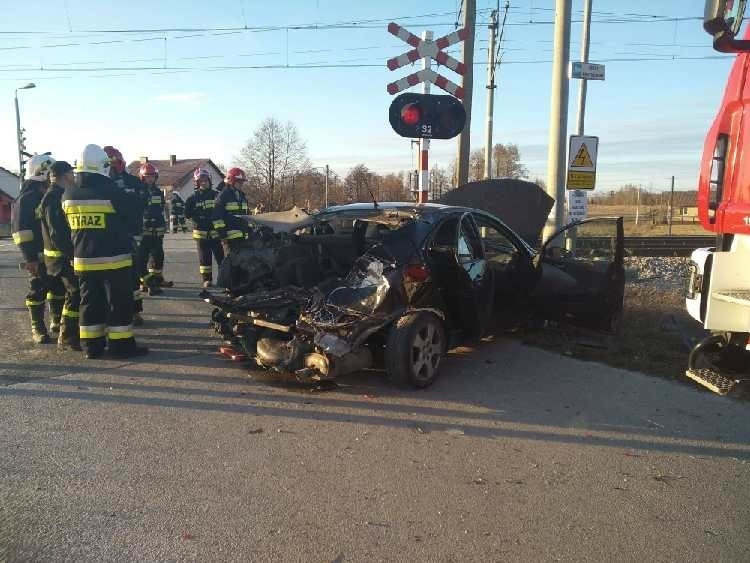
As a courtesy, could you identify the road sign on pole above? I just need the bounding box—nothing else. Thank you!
[568,190,588,222]
[566,135,599,190]
[569,61,605,80]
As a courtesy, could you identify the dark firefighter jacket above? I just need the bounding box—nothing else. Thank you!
[143,185,166,236]
[185,187,219,240]
[11,180,46,262]
[211,186,250,241]
[40,183,74,276]
[62,172,135,274]
[111,171,147,240]
[170,193,185,218]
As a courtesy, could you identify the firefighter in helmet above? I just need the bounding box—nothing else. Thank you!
[11,153,66,344]
[185,168,224,288]
[170,191,187,233]
[136,162,168,295]
[63,144,148,359]
[103,145,148,325]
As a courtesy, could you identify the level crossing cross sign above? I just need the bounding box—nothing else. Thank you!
[386,22,468,99]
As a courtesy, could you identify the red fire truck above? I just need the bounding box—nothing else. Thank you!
[685,0,750,394]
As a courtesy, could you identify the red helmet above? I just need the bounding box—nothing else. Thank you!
[193,168,210,184]
[102,145,125,173]
[225,167,247,186]
[138,162,158,180]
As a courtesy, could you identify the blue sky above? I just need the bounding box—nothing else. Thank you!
[0,0,737,192]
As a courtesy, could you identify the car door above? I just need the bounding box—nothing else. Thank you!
[532,217,625,332]
[455,213,495,339]
[472,213,539,324]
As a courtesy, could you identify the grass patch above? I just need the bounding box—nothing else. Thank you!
[517,284,704,380]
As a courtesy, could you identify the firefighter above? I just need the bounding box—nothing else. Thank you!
[40,161,81,350]
[170,191,187,233]
[136,162,167,295]
[103,145,148,325]
[11,153,66,344]
[212,167,251,249]
[64,144,148,359]
[185,168,224,288]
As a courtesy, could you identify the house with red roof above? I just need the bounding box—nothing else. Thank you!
[0,167,19,236]
[126,155,224,201]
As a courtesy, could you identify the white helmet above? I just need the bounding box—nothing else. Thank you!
[26,153,55,181]
[75,144,111,177]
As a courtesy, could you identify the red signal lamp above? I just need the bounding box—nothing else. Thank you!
[400,103,421,126]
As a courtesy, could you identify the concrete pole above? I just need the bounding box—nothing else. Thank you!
[456,0,476,186]
[324,164,329,208]
[568,0,592,250]
[575,0,593,136]
[669,175,675,236]
[418,30,433,204]
[484,10,498,180]
[543,0,572,242]
[14,91,23,192]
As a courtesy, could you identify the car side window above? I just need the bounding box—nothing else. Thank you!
[458,215,483,263]
[472,215,519,266]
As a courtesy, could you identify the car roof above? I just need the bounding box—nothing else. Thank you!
[318,201,468,216]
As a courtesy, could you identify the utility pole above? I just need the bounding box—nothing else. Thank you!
[668,175,675,236]
[324,164,329,208]
[456,0,475,186]
[418,30,433,204]
[543,0,572,241]
[14,82,36,192]
[483,9,498,179]
[635,185,641,225]
[575,0,593,136]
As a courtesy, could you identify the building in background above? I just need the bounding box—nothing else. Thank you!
[0,167,19,236]
[126,155,224,202]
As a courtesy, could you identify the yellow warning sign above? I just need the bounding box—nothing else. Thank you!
[567,170,596,190]
[571,143,594,168]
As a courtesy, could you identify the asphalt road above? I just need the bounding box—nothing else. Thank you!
[1,233,749,562]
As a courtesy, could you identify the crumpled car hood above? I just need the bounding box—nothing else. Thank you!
[438,179,554,245]
[247,205,314,233]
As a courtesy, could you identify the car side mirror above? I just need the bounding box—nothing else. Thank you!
[705,0,750,52]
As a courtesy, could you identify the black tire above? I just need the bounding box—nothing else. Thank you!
[385,312,446,388]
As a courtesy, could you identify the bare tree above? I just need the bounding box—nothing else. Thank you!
[430,164,452,199]
[492,143,527,179]
[345,164,374,202]
[235,118,309,210]
[466,143,529,182]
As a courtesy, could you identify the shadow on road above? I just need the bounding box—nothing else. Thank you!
[2,336,749,460]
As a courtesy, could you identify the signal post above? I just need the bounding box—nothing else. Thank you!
[386,23,468,203]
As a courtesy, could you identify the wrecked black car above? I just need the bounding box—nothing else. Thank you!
[204,196,624,388]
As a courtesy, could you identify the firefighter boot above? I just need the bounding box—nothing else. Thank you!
[27,301,50,344]
[58,321,82,351]
[47,293,64,334]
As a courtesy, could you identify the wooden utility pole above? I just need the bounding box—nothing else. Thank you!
[456,0,475,186]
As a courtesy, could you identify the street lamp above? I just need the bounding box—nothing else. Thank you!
[15,82,36,190]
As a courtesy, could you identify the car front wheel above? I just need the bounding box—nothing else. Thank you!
[385,312,446,388]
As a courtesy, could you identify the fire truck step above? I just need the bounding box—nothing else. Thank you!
[712,289,750,306]
[685,367,738,395]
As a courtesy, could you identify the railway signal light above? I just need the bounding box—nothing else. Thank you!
[388,93,466,140]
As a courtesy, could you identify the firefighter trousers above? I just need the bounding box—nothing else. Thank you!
[137,234,165,287]
[196,238,224,282]
[170,215,187,233]
[131,240,143,314]
[79,267,136,355]
[56,262,81,346]
[25,262,65,335]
